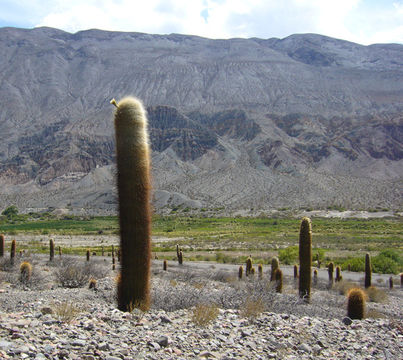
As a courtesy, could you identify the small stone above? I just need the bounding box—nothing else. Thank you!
[241,329,252,337]
[71,339,86,347]
[298,343,312,353]
[200,350,215,358]
[160,315,172,324]
[342,317,352,326]
[98,342,109,351]
[157,336,169,347]
[148,342,161,351]
[41,307,53,315]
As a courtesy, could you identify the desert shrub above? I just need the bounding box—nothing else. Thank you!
[52,302,82,323]
[278,246,298,265]
[372,250,402,274]
[341,257,365,272]
[240,297,265,322]
[333,280,356,295]
[191,303,219,327]
[365,286,388,303]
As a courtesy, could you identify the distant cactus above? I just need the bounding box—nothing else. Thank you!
[251,267,255,276]
[316,253,321,268]
[299,217,312,301]
[389,276,393,289]
[335,266,342,282]
[401,273,403,288]
[112,245,115,258]
[117,249,121,262]
[10,239,16,263]
[270,257,279,281]
[274,268,283,293]
[313,269,318,286]
[258,264,263,280]
[58,246,62,257]
[365,253,371,288]
[49,239,55,261]
[163,260,167,271]
[113,97,152,311]
[0,234,4,257]
[328,262,334,285]
[347,288,366,320]
[347,264,351,272]
[89,278,97,290]
[86,249,90,262]
[20,261,32,283]
[178,250,183,265]
[176,244,180,259]
[246,256,253,276]
[293,264,298,279]
[238,265,243,279]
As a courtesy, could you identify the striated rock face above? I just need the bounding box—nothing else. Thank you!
[0,27,402,212]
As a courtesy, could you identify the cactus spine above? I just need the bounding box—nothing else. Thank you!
[10,239,16,263]
[49,239,55,261]
[270,257,279,281]
[113,97,152,311]
[298,217,312,301]
[364,253,371,288]
[347,288,366,320]
[0,234,4,257]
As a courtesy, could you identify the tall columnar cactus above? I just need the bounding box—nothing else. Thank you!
[113,97,152,312]
[258,264,263,280]
[313,269,318,286]
[10,239,16,263]
[274,268,283,293]
[163,260,167,271]
[270,257,279,281]
[86,249,90,262]
[0,234,4,257]
[364,253,371,288]
[49,239,55,261]
[293,264,298,279]
[335,266,342,282]
[347,288,366,320]
[238,265,243,280]
[389,276,393,289]
[246,256,252,276]
[178,250,183,265]
[328,262,334,285]
[299,217,312,301]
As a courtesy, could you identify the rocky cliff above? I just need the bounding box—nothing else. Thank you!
[0,27,402,212]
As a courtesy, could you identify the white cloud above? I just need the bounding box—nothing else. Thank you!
[4,0,396,44]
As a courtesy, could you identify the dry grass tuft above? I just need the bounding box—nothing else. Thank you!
[191,303,219,327]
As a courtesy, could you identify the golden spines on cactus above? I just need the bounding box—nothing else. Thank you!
[0,234,4,257]
[347,287,366,320]
[49,239,55,261]
[113,97,152,312]
[298,217,312,301]
[270,257,279,281]
[20,261,32,283]
[365,253,371,288]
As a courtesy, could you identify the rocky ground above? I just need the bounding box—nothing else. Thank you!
[0,254,402,360]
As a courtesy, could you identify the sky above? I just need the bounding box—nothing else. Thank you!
[0,0,402,45]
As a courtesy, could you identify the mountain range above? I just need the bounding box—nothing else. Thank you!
[0,26,402,213]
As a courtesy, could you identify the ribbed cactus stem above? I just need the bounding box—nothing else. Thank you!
[49,239,55,261]
[298,217,312,301]
[0,234,4,257]
[163,260,167,271]
[270,257,279,281]
[389,276,393,289]
[246,256,252,276]
[365,253,371,288]
[328,262,334,285]
[347,288,366,320]
[114,97,152,311]
[274,268,283,293]
[335,266,341,282]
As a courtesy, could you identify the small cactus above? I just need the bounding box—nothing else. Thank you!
[364,253,371,288]
[347,288,366,320]
[293,264,298,279]
[246,256,252,276]
[0,234,4,257]
[274,268,283,293]
[89,278,97,290]
[258,264,263,280]
[86,249,90,262]
[270,257,279,281]
[58,246,62,257]
[49,239,55,261]
[178,250,183,265]
[335,266,342,282]
[238,265,243,279]
[250,267,255,276]
[163,260,167,271]
[328,262,334,285]
[20,261,32,283]
[298,217,312,301]
[10,239,16,263]
[313,269,318,286]
[389,276,393,289]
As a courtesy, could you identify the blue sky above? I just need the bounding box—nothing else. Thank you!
[0,0,402,44]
